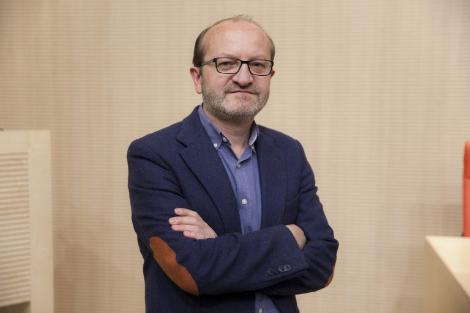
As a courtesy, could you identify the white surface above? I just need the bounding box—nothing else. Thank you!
[424,236,470,313]
[0,131,53,313]
[426,236,470,297]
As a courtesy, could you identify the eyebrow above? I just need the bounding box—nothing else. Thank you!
[213,53,271,60]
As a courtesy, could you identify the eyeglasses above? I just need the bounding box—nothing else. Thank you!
[199,57,274,76]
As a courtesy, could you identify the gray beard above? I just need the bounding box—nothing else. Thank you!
[201,86,269,124]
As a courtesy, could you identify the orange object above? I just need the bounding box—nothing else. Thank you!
[464,141,470,236]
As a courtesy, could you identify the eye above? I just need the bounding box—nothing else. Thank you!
[217,59,239,70]
[250,61,267,69]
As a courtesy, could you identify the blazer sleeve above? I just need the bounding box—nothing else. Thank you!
[128,139,310,296]
[259,141,338,296]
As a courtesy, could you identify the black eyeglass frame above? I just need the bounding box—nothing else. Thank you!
[198,57,274,76]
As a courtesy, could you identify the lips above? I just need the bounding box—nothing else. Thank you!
[228,90,256,94]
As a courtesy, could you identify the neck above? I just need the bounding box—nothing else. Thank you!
[203,107,253,150]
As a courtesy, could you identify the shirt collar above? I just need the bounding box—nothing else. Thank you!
[197,105,259,151]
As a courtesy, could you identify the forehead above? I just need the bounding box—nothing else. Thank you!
[203,21,272,59]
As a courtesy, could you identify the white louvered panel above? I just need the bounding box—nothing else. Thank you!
[0,152,31,307]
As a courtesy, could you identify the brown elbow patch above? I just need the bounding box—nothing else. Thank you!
[149,236,199,295]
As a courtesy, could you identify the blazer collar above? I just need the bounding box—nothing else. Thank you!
[177,107,241,233]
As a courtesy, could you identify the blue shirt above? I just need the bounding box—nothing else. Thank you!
[198,106,279,313]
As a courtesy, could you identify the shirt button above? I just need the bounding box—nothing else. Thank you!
[213,143,218,148]
[222,137,228,143]
[236,163,241,168]
[258,308,263,313]
[241,198,248,205]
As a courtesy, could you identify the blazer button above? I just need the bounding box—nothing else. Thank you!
[278,264,292,273]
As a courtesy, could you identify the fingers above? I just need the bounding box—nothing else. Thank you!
[174,208,199,217]
[171,221,216,239]
[170,223,201,233]
[170,208,204,227]
[169,207,217,240]
[169,216,200,226]
[183,230,206,240]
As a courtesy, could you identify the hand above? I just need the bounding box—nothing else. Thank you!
[286,224,306,249]
[169,208,217,240]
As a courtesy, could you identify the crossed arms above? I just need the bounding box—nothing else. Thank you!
[170,207,307,249]
[128,138,338,296]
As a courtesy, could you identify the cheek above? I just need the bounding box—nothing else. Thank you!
[255,79,271,91]
[203,77,230,93]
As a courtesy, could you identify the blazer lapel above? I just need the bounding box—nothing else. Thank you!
[177,108,241,233]
[256,130,287,228]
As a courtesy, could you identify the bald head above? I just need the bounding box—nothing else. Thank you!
[192,15,275,66]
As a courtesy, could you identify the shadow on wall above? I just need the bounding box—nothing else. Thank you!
[0,303,29,313]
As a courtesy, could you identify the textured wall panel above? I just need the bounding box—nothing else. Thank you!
[0,153,31,307]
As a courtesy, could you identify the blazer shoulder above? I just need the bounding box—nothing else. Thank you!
[128,106,202,156]
[258,125,302,149]
[134,121,182,144]
[128,121,183,158]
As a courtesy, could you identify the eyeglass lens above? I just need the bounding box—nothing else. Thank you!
[215,58,272,76]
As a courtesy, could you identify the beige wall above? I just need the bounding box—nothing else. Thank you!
[1,1,470,312]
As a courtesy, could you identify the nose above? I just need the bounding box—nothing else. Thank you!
[232,63,254,86]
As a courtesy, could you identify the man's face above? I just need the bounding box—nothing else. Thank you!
[190,21,274,123]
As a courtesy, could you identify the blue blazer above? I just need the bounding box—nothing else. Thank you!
[128,107,338,313]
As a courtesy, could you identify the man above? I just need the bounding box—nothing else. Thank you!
[128,15,338,313]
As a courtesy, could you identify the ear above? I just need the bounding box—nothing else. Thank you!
[189,67,203,94]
